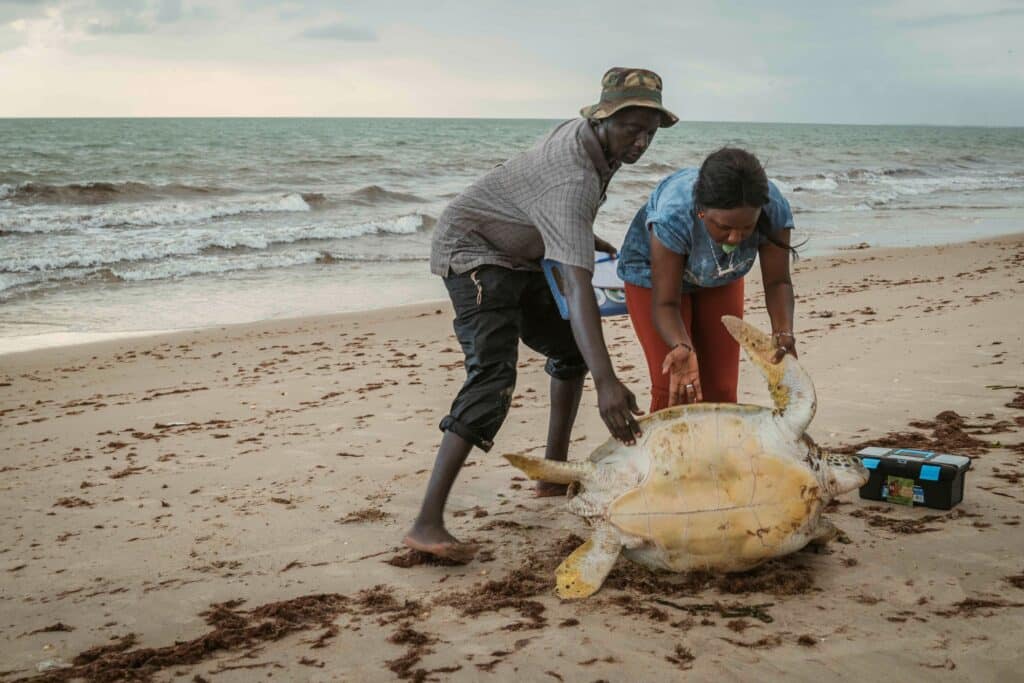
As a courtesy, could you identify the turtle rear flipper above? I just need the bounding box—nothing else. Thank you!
[555,522,621,599]
[503,453,595,484]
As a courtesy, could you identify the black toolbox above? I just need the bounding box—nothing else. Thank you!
[856,447,972,510]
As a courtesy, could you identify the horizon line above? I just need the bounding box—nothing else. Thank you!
[0,115,1022,129]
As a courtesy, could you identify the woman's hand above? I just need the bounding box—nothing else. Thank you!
[662,344,702,406]
[771,332,797,363]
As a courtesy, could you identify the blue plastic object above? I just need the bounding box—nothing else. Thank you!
[541,255,628,320]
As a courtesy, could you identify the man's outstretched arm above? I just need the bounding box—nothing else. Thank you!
[559,264,643,445]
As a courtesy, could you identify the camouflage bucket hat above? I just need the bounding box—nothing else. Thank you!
[580,67,678,128]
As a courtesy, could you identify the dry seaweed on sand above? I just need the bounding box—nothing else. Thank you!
[652,598,775,624]
[603,555,815,597]
[834,410,996,456]
[345,586,447,682]
[665,644,696,670]
[431,533,583,631]
[16,594,349,683]
[337,508,391,524]
[385,549,467,568]
[384,626,444,681]
[721,634,783,649]
[933,597,1024,618]
[848,508,970,534]
[435,567,549,630]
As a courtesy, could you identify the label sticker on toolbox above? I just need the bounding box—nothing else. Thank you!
[883,475,916,506]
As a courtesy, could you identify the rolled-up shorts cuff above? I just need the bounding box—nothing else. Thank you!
[439,415,494,452]
[544,357,588,381]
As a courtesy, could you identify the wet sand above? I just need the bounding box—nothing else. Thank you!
[2,235,1023,682]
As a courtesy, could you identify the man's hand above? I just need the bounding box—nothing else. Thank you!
[594,235,617,258]
[595,377,643,445]
[662,344,702,406]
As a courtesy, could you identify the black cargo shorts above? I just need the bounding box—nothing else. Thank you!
[438,265,588,451]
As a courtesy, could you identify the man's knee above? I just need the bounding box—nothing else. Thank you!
[544,355,587,381]
[444,363,517,451]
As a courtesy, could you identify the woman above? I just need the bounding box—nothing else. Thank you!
[617,147,798,411]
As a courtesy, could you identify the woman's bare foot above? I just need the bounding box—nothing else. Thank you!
[403,525,479,564]
[535,481,569,498]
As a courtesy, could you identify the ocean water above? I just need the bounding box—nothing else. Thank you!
[2,118,1023,352]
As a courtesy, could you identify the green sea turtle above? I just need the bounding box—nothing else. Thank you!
[504,315,868,599]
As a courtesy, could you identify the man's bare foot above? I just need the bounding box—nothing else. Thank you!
[535,481,569,498]
[403,526,479,564]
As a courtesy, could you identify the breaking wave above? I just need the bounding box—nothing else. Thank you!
[0,181,225,205]
[348,185,427,205]
[0,192,317,234]
[1,213,432,274]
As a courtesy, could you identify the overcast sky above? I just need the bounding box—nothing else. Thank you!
[1,0,1022,124]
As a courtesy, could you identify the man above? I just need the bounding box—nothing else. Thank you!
[404,68,678,562]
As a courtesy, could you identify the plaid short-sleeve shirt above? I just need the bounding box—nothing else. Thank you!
[430,119,617,276]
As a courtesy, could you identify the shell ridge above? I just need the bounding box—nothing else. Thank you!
[711,411,729,554]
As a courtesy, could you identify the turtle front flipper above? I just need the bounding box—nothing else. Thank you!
[720,315,816,437]
[555,522,622,599]
[808,517,838,547]
[503,453,595,484]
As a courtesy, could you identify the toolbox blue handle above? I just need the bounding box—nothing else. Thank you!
[893,448,933,458]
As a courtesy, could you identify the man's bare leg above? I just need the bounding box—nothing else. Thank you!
[404,430,479,562]
[536,374,585,497]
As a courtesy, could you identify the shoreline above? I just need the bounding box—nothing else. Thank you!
[2,231,1022,679]
[3,231,1022,359]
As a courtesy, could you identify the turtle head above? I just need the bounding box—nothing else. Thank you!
[823,451,870,496]
[721,315,816,438]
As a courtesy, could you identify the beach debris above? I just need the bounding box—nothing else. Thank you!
[16,594,350,682]
[504,316,868,598]
[26,623,75,636]
[665,644,696,669]
[385,549,466,568]
[337,508,390,524]
[835,410,1002,457]
[651,598,775,623]
[933,597,1024,618]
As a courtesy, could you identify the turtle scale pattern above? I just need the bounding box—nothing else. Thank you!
[505,315,868,599]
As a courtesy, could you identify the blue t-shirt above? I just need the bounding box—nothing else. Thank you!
[617,167,794,292]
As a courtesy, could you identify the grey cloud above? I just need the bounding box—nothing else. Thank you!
[0,0,49,23]
[156,0,181,23]
[300,21,375,41]
[86,15,151,33]
[0,24,23,53]
[895,7,1024,28]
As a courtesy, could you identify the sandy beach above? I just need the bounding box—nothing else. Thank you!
[2,234,1023,682]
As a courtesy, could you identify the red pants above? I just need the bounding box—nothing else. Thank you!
[624,279,745,413]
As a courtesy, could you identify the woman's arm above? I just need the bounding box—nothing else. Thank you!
[650,236,702,404]
[757,229,796,363]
